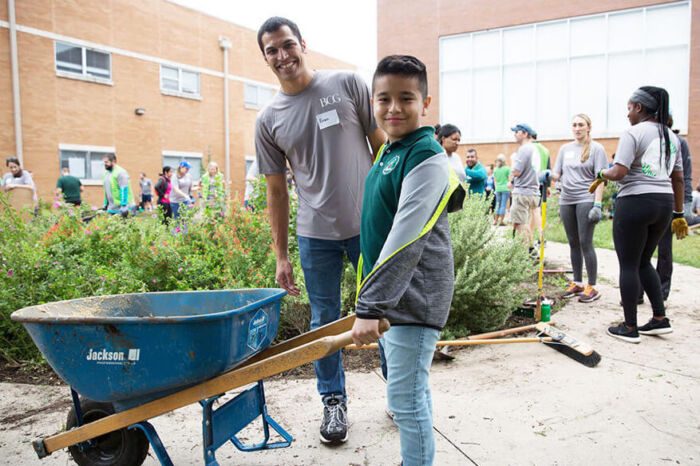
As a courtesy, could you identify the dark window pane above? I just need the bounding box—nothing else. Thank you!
[56,42,82,73]
[86,49,110,78]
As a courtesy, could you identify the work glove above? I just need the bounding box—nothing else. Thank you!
[587,203,602,224]
[588,170,607,194]
[120,205,129,218]
[671,211,689,239]
[538,170,552,185]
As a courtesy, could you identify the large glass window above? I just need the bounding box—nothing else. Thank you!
[55,41,111,81]
[439,1,690,141]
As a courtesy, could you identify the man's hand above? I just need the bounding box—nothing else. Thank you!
[276,258,300,296]
[351,318,381,347]
[120,206,129,218]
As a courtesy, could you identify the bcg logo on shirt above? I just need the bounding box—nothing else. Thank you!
[320,93,341,108]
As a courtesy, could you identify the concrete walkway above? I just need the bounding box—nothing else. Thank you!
[0,242,698,465]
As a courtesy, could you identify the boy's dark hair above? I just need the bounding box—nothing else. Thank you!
[5,157,20,167]
[372,55,428,98]
[257,17,303,54]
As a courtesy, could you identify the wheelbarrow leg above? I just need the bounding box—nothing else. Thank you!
[130,421,173,466]
[200,381,292,465]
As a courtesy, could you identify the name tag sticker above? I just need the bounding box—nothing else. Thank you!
[316,109,340,130]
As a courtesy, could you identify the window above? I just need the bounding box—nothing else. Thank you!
[439,1,690,141]
[59,145,115,182]
[55,41,111,83]
[160,65,200,98]
[244,83,276,109]
[162,151,203,181]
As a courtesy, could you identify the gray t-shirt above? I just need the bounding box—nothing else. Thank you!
[512,142,539,196]
[554,141,608,205]
[614,121,683,197]
[255,70,378,240]
[139,178,152,195]
[2,170,34,188]
[170,172,192,203]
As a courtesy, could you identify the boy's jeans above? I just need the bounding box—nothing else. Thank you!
[382,325,440,466]
[297,235,361,400]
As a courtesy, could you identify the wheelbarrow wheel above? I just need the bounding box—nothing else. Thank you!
[66,399,149,466]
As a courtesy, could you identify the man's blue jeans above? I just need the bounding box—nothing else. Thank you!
[297,235,361,401]
[382,325,440,466]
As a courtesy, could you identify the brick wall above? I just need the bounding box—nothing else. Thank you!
[378,0,700,184]
[0,0,354,204]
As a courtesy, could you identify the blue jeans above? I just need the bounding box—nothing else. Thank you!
[171,202,182,219]
[297,235,361,401]
[495,191,510,215]
[382,325,440,466]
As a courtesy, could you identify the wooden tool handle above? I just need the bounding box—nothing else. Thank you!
[346,336,552,350]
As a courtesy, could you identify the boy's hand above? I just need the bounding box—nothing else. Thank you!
[351,318,382,347]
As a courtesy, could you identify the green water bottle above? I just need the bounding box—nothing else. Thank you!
[541,303,551,322]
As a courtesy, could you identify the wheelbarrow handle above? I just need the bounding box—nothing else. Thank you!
[35,319,390,458]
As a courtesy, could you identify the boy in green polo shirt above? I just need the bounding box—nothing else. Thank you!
[351,55,463,466]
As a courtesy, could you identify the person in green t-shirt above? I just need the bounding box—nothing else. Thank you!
[56,168,83,206]
[493,153,511,226]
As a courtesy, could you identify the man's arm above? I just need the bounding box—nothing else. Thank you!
[368,128,387,162]
[465,164,487,180]
[266,174,300,296]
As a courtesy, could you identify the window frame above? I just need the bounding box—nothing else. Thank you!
[54,41,113,85]
[58,144,116,184]
[438,1,690,142]
[243,83,276,110]
[160,65,201,100]
[162,151,204,181]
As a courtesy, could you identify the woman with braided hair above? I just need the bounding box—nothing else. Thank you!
[589,86,689,343]
[552,114,609,303]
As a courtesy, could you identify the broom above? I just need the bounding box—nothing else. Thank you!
[346,322,601,367]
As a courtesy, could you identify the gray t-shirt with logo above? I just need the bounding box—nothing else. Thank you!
[512,142,539,196]
[255,70,378,240]
[614,121,683,197]
[554,141,608,205]
[170,172,192,203]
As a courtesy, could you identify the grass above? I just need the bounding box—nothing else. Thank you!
[545,215,700,269]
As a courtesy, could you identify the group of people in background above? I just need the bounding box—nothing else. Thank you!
[436,85,694,346]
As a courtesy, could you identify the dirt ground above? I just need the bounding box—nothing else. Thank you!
[0,241,698,465]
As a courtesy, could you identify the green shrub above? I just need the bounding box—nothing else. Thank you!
[446,194,534,337]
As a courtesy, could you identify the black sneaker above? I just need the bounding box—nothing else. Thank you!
[607,323,640,343]
[638,317,673,335]
[320,395,348,443]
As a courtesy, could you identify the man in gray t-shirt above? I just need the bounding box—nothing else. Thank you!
[510,124,540,245]
[255,17,384,444]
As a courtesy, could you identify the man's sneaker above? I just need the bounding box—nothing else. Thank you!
[578,285,601,303]
[638,317,673,335]
[607,323,641,343]
[561,283,584,298]
[320,395,348,444]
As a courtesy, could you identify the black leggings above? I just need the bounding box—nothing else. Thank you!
[613,193,673,327]
[559,202,597,285]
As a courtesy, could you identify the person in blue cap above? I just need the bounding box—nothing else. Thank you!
[509,123,540,250]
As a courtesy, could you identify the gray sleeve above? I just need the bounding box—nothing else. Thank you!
[553,146,564,176]
[254,114,287,175]
[347,73,379,137]
[614,130,636,168]
[375,154,450,266]
[593,143,608,173]
[513,146,530,174]
[117,171,129,189]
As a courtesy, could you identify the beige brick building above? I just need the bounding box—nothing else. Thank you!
[378,0,700,183]
[1,0,352,204]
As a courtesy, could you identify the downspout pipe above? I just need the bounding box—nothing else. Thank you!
[8,0,23,165]
[219,36,232,188]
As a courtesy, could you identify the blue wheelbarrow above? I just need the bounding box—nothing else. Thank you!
[12,289,371,465]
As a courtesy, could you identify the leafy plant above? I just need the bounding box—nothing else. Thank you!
[446,194,534,337]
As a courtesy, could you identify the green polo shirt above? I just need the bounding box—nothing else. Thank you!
[56,175,82,202]
[360,126,443,276]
